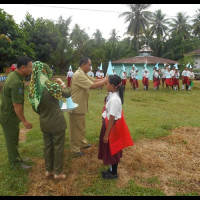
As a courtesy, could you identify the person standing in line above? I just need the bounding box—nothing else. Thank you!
[188,65,195,91]
[129,65,135,86]
[161,64,167,89]
[98,75,133,180]
[28,61,71,180]
[66,66,74,87]
[0,56,33,170]
[121,68,127,92]
[143,69,150,90]
[173,65,180,91]
[181,65,190,91]
[165,66,173,89]
[69,56,108,157]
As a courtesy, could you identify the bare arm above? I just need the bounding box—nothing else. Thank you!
[13,103,32,129]
[103,115,115,144]
[90,76,108,89]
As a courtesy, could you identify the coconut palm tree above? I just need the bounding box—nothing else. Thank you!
[192,9,200,38]
[169,12,191,39]
[149,9,170,40]
[119,4,153,50]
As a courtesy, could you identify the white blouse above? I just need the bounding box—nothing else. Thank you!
[102,92,122,120]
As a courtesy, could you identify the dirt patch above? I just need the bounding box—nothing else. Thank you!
[25,127,200,196]
[19,128,31,143]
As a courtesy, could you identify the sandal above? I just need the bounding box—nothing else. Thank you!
[45,171,54,177]
[54,173,66,180]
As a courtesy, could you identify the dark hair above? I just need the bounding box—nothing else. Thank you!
[17,56,32,69]
[108,75,124,104]
[79,56,90,66]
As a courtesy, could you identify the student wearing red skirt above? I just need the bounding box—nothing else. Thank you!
[98,75,133,180]
[181,65,190,90]
[165,66,173,89]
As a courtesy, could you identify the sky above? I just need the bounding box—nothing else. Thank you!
[0,4,200,40]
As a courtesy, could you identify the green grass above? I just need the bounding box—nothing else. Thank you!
[0,79,200,196]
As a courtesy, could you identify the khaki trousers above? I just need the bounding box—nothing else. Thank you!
[68,113,88,153]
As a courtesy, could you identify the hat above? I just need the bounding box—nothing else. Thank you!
[155,63,159,70]
[168,65,171,69]
[106,60,114,75]
[99,63,103,71]
[186,62,190,68]
[122,64,126,72]
[66,97,75,109]
[69,65,72,70]
[190,64,193,69]
[174,63,178,70]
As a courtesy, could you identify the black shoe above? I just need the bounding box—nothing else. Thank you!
[75,151,84,157]
[21,164,32,170]
[101,168,111,176]
[102,171,118,180]
[82,144,92,149]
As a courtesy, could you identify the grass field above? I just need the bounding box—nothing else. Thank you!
[0,78,200,196]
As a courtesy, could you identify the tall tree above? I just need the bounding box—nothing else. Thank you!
[192,9,200,38]
[170,12,191,39]
[119,4,152,50]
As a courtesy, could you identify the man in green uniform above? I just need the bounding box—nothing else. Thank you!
[69,56,108,157]
[0,56,33,169]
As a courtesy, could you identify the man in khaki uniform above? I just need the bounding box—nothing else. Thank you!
[69,57,108,156]
[0,56,33,169]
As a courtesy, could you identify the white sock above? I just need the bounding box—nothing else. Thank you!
[182,85,184,90]
[189,86,191,90]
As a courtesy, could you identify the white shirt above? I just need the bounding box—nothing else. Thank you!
[182,70,190,77]
[102,92,122,120]
[98,72,104,78]
[143,71,150,78]
[130,70,136,79]
[122,72,127,80]
[67,71,73,78]
[189,71,195,79]
[161,68,167,78]
[87,71,94,77]
[174,71,180,79]
[165,70,172,78]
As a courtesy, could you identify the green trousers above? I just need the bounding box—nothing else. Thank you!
[1,122,21,168]
[42,130,66,175]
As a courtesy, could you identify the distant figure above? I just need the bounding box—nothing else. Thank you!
[67,66,74,87]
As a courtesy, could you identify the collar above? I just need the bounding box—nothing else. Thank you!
[14,70,24,81]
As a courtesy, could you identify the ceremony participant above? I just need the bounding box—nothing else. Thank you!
[98,75,133,180]
[135,67,139,90]
[153,65,160,91]
[129,65,135,86]
[95,67,100,78]
[28,61,71,180]
[121,66,127,92]
[173,64,180,91]
[165,66,173,89]
[0,56,33,170]
[66,65,74,87]
[143,68,150,90]
[112,67,116,75]
[161,64,167,89]
[69,57,108,157]
[181,64,190,91]
[188,65,195,91]
[87,66,94,78]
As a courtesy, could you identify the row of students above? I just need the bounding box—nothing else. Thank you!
[129,64,195,91]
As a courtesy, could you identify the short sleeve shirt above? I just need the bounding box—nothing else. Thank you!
[70,67,95,114]
[102,92,122,120]
[0,71,24,124]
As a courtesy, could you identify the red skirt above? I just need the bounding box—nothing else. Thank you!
[173,78,179,86]
[98,119,122,165]
[122,79,127,86]
[166,78,172,86]
[130,78,133,83]
[182,76,189,85]
[143,77,149,86]
[153,78,160,87]
[67,77,72,87]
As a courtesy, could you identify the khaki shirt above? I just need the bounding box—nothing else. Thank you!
[71,67,95,114]
[0,71,24,124]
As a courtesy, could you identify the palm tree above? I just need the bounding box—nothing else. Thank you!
[192,9,200,38]
[108,29,120,43]
[119,4,152,50]
[92,29,105,45]
[169,12,191,39]
[149,9,170,40]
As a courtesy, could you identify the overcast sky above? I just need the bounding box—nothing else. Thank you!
[1,4,200,40]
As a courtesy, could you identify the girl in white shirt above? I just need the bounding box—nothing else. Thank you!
[98,75,133,180]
